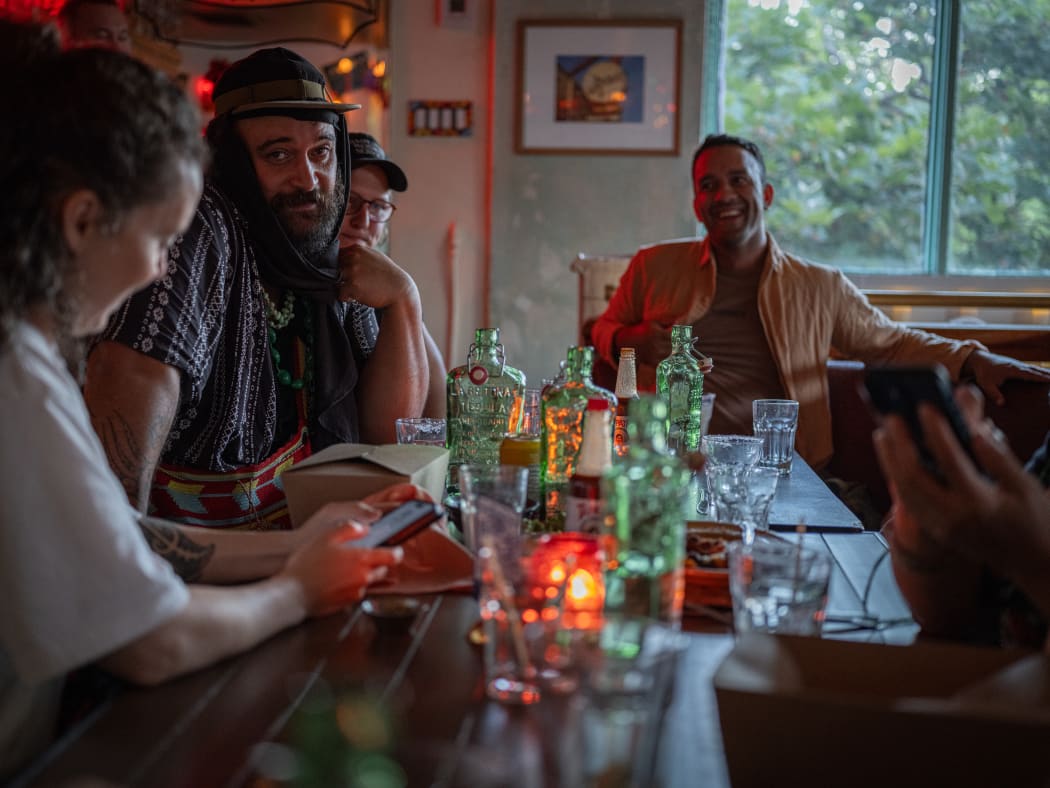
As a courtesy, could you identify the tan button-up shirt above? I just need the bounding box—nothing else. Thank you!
[591,233,982,468]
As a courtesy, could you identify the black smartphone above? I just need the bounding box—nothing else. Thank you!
[863,364,980,476]
[353,500,444,549]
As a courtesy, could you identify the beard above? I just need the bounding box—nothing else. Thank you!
[270,167,344,261]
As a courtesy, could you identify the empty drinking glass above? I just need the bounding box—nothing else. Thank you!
[701,435,763,526]
[728,540,831,636]
[752,399,799,476]
[395,417,447,447]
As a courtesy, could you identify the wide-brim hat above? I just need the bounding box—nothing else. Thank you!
[213,46,359,118]
[347,132,407,192]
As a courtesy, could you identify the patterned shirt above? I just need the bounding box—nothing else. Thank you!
[102,182,378,472]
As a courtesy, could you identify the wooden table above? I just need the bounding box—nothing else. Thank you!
[767,455,863,533]
[20,533,914,788]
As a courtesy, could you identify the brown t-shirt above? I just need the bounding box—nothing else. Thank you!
[694,264,784,435]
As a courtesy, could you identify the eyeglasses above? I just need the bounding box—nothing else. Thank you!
[346,192,396,223]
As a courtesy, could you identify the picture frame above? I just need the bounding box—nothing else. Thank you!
[515,19,682,156]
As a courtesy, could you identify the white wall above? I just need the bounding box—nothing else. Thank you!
[388,0,708,384]
[387,0,493,371]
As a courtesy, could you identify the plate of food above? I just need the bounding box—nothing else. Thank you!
[683,522,785,610]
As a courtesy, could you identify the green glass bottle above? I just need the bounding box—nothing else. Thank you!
[446,328,526,492]
[655,324,705,455]
[602,395,691,625]
[540,346,616,527]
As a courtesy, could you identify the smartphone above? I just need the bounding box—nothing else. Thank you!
[353,500,444,549]
[862,364,980,476]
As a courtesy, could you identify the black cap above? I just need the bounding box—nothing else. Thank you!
[212,47,359,118]
[348,132,407,192]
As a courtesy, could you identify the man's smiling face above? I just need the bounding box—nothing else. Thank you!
[692,144,773,252]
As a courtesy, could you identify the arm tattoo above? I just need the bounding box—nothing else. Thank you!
[137,516,216,583]
[91,408,170,512]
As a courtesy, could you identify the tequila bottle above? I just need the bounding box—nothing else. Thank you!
[602,395,691,625]
[656,324,705,455]
[540,346,616,527]
[446,328,526,492]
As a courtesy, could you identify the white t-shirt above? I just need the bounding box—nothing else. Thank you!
[0,322,189,779]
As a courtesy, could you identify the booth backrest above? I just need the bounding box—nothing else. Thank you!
[825,359,1050,518]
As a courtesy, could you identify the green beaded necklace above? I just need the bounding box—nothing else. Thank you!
[261,288,307,391]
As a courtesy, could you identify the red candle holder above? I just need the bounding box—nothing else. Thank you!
[525,532,605,630]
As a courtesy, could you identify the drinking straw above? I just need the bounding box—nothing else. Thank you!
[481,535,531,675]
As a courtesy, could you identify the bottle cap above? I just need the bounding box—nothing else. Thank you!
[586,398,610,411]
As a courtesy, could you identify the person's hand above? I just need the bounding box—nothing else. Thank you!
[616,321,673,367]
[961,349,1050,407]
[874,386,1050,574]
[281,521,404,617]
[336,245,419,310]
[294,499,384,548]
[363,482,433,509]
[363,482,447,532]
[294,486,437,547]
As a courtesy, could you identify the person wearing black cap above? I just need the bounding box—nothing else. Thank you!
[84,47,430,530]
[340,132,447,419]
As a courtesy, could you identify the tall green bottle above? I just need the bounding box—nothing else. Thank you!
[540,346,616,527]
[446,328,526,492]
[655,324,705,455]
[602,395,691,625]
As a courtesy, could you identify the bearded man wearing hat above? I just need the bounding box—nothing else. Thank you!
[84,48,430,530]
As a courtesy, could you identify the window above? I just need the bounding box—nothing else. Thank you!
[709,0,1050,278]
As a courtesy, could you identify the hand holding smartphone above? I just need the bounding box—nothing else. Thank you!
[351,500,444,549]
[863,364,981,478]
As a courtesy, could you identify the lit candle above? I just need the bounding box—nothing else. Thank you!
[526,533,605,630]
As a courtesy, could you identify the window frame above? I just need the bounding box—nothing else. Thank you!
[700,0,1045,292]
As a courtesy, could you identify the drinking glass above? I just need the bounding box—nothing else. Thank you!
[741,465,780,540]
[395,417,447,447]
[727,540,831,636]
[557,616,689,787]
[478,532,605,704]
[701,435,763,527]
[459,465,528,558]
[752,399,799,476]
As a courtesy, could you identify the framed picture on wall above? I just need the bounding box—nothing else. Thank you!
[515,18,682,155]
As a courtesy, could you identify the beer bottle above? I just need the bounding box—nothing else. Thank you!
[613,347,639,457]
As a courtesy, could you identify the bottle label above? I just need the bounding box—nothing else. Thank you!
[468,365,489,385]
[613,414,629,456]
[564,495,605,535]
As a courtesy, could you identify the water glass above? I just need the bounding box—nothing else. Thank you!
[727,540,831,636]
[700,434,763,468]
[742,466,780,538]
[700,435,763,527]
[558,616,689,787]
[459,465,528,581]
[395,417,447,447]
[477,533,541,705]
[700,392,716,437]
[479,532,605,704]
[752,399,799,476]
[706,464,779,542]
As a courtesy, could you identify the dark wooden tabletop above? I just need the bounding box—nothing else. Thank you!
[766,455,863,533]
[19,532,913,788]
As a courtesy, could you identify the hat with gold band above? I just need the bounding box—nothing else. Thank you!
[212,47,359,118]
